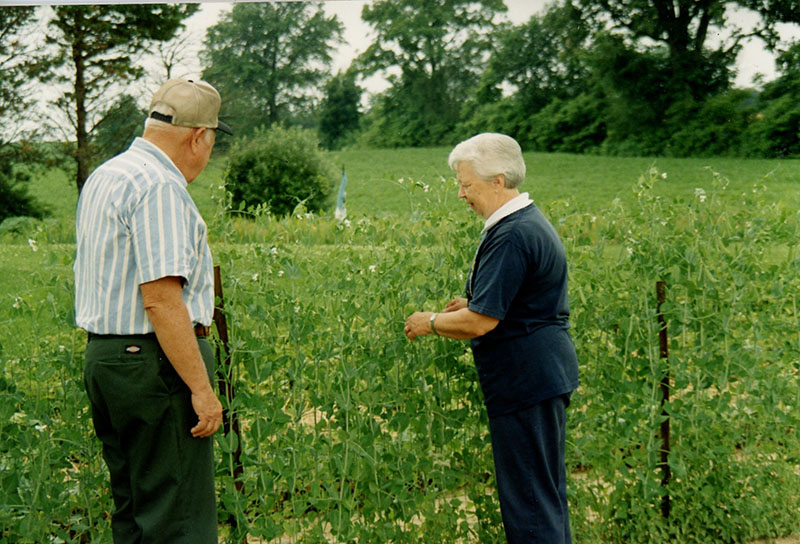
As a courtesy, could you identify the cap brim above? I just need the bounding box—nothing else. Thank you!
[217,119,233,135]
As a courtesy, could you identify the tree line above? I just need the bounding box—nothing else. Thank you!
[2,0,800,210]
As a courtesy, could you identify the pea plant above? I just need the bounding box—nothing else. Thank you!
[564,168,800,543]
[2,170,799,542]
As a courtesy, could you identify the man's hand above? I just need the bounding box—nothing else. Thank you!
[191,387,223,438]
[141,276,223,438]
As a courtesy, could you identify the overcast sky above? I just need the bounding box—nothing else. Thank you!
[174,0,545,94]
[177,0,800,92]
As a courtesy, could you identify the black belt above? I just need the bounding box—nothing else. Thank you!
[88,323,210,341]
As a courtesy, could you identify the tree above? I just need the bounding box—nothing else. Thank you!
[486,2,591,109]
[153,30,197,81]
[582,1,744,103]
[91,94,145,166]
[0,6,48,223]
[0,7,37,143]
[456,2,599,149]
[201,3,343,137]
[318,70,362,150]
[743,41,800,157]
[358,0,506,147]
[36,4,199,193]
[580,0,799,139]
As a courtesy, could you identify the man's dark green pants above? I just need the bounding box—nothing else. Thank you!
[83,334,217,543]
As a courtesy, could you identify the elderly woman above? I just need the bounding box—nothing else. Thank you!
[404,133,579,543]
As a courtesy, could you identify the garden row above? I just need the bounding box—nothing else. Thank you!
[1,168,799,542]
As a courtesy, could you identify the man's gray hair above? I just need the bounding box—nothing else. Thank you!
[144,103,214,144]
[448,133,526,189]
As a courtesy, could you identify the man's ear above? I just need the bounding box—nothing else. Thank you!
[190,127,207,150]
[494,173,507,189]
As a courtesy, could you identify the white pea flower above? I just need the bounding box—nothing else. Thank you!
[270,247,278,255]
[28,239,38,252]
[694,188,706,203]
[661,172,668,179]
[252,273,259,281]
[277,270,284,277]
[12,296,22,309]
[368,265,377,273]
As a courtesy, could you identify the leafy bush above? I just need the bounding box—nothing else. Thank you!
[665,90,757,157]
[224,125,336,216]
[526,93,607,153]
[0,145,48,225]
[740,42,800,158]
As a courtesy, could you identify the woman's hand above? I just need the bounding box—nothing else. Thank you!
[404,311,434,341]
[442,297,467,313]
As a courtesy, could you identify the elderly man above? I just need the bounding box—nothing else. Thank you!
[74,79,232,543]
[404,133,579,543]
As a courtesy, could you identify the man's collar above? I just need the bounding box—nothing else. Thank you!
[133,137,187,187]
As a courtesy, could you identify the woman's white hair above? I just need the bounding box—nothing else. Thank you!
[448,133,526,189]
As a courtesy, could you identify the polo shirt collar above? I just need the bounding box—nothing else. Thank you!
[482,192,533,234]
[131,137,187,187]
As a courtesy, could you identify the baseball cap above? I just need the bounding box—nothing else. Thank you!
[149,78,233,135]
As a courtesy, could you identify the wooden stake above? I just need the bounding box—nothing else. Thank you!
[213,265,245,534]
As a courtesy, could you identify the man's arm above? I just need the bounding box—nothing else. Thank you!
[140,276,222,438]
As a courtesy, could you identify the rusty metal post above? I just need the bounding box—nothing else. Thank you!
[656,281,671,519]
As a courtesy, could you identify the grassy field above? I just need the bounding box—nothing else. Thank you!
[3,147,800,543]
[25,146,800,226]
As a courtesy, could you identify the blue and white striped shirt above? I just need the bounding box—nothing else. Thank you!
[74,137,214,334]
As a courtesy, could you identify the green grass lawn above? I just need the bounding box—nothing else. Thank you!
[23,147,800,228]
[331,148,800,216]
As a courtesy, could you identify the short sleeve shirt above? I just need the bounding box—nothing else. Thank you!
[467,204,579,417]
[74,137,214,334]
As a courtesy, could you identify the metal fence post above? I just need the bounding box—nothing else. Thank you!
[657,280,671,519]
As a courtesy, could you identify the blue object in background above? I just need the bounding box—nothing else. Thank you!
[335,169,347,221]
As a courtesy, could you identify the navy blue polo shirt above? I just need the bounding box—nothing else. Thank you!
[467,203,579,417]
